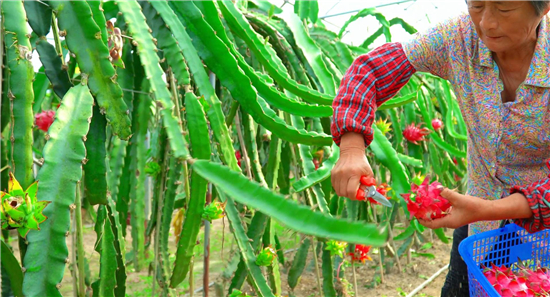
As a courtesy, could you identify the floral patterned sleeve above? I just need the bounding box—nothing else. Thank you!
[510,160,550,233]
[331,42,416,146]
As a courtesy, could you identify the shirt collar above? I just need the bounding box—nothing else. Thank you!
[476,15,550,88]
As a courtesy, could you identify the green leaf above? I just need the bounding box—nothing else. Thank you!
[433,228,449,244]
[49,0,132,139]
[23,84,94,297]
[191,160,388,246]
[84,104,108,205]
[1,241,23,297]
[117,0,190,159]
[393,225,415,241]
[170,92,211,288]
[292,144,339,193]
[2,0,35,190]
[288,238,310,289]
[151,0,240,171]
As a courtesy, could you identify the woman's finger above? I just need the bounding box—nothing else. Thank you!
[345,176,359,200]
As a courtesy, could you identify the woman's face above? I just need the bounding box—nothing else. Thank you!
[467,1,549,53]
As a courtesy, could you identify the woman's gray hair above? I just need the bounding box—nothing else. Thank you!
[531,1,550,15]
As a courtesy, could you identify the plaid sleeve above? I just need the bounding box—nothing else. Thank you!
[510,160,550,233]
[331,42,416,146]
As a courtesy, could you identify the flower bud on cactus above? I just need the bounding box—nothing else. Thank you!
[202,201,225,222]
[348,244,372,263]
[411,172,426,186]
[35,110,55,132]
[255,246,277,266]
[325,240,348,258]
[401,177,450,221]
[144,161,161,176]
[375,118,392,135]
[431,118,443,131]
[403,123,430,144]
[1,173,50,237]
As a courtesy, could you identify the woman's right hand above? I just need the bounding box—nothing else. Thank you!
[331,132,374,200]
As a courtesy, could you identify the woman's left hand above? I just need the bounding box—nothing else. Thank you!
[418,187,488,229]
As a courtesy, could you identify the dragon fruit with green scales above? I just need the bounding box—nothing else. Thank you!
[401,177,451,220]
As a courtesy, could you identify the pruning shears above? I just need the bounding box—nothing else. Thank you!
[356,176,392,207]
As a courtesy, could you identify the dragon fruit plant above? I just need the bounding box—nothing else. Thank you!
[1,172,50,237]
[483,262,550,296]
[401,177,451,220]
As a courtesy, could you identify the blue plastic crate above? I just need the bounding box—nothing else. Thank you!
[458,223,550,296]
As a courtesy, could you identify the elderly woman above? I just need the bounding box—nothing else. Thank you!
[330,1,550,296]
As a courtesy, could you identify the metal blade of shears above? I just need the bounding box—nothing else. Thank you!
[365,186,392,207]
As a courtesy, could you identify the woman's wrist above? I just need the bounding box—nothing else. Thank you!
[340,132,366,153]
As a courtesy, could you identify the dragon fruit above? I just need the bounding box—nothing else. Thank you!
[431,118,443,131]
[401,178,451,220]
[483,263,550,296]
[403,122,431,144]
[235,150,242,167]
[34,110,55,132]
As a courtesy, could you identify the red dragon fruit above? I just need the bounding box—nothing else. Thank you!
[483,263,550,296]
[431,118,443,131]
[35,110,55,132]
[401,178,451,220]
[403,122,431,144]
[235,150,242,167]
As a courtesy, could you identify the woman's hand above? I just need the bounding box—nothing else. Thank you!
[419,187,534,230]
[331,132,374,200]
[418,188,488,229]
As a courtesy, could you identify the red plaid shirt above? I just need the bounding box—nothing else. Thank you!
[331,42,550,233]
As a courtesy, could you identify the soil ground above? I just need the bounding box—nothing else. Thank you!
[7,216,453,297]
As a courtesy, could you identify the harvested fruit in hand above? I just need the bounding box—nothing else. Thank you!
[483,262,550,296]
[401,178,450,220]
